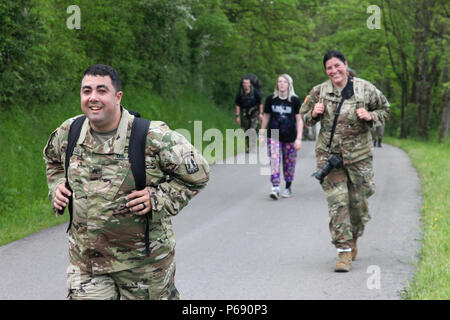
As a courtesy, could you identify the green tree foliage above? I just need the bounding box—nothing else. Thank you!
[0,1,48,106]
[0,0,448,141]
[380,0,449,138]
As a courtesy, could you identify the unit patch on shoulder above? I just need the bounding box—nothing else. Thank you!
[183,151,199,174]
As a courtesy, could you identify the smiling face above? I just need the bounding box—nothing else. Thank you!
[325,57,348,88]
[80,75,123,132]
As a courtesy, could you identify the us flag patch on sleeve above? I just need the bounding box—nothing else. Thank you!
[303,95,309,104]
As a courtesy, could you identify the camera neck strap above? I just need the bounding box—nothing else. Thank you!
[326,97,345,151]
[326,77,354,151]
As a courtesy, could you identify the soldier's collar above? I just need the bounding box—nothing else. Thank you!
[324,80,336,94]
[77,108,131,154]
[113,109,131,154]
[326,77,354,98]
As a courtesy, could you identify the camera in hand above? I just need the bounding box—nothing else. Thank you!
[312,154,343,183]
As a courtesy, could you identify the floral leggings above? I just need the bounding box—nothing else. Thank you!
[267,138,297,186]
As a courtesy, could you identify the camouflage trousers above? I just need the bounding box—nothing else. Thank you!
[370,124,384,140]
[66,251,179,300]
[240,106,261,152]
[319,155,376,249]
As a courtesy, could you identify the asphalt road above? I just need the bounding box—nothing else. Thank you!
[0,141,422,300]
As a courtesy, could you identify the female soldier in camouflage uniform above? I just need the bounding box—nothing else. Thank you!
[300,50,390,272]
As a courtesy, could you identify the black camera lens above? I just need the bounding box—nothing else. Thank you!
[312,162,332,181]
[312,171,324,181]
[312,154,343,182]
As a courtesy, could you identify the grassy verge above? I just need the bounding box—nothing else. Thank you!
[384,136,450,299]
[0,88,238,246]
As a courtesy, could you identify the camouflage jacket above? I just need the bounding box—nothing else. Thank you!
[43,109,210,274]
[300,77,390,165]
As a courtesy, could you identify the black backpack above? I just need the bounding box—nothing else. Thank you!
[62,110,152,255]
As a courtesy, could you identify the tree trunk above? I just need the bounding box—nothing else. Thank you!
[438,99,450,143]
[415,0,433,139]
[438,64,449,143]
[400,80,408,138]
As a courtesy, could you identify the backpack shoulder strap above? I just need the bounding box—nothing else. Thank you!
[128,116,151,256]
[64,115,86,232]
[319,84,326,100]
[128,117,150,191]
[352,77,366,105]
[127,110,142,118]
[319,80,331,102]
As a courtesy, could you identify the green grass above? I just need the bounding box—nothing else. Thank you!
[0,87,238,245]
[384,136,450,300]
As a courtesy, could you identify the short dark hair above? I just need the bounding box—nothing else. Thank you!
[81,64,121,92]
[323,50,346,68]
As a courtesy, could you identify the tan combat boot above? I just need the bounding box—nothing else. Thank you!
[334,252,352,272]
[351,237,358,261]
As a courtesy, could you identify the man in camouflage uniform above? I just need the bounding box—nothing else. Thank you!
[300,50,390,272]
[235,76,263,152]
[43,64,210,299]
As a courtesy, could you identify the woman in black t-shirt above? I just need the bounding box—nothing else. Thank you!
[259,74,303,199]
